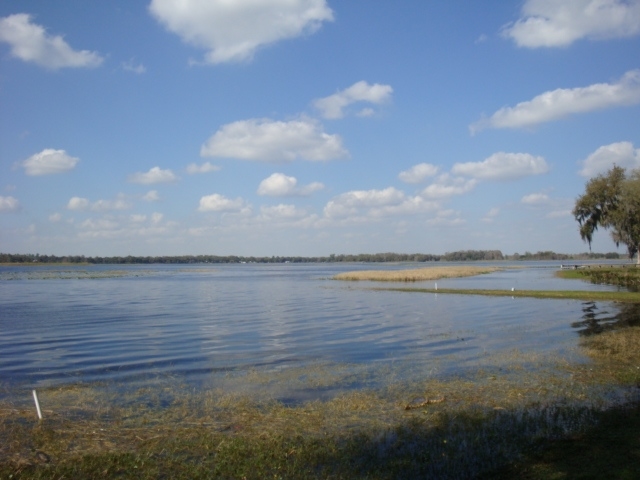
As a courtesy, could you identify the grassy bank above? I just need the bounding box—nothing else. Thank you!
[378,286,640,303]
[2,326,640,479]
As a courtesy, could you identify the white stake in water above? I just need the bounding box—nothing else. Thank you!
[435,282,438,291]
[32,389,43,420]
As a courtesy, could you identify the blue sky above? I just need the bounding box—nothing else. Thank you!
[1,0,640,257]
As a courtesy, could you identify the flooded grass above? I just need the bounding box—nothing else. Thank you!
[0,269,157,281]
[557,265,640,290]
[379,286,640,303]
[333,266,501,282]
[2,328,640,479]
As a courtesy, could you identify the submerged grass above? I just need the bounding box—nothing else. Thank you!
[378,286,640,303]
[2,328,640,479]
[333,266,501,282]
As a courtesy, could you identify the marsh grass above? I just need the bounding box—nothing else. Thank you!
[380,286,640,303]
[333,266,501,282]
[557,265,640,289]
[0,269,156,281]
[3,330,640,479]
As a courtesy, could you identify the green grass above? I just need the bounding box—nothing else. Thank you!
[377,286,640,303]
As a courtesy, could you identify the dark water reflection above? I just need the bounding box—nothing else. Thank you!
[572,302,640,336]
[0,262,638,397]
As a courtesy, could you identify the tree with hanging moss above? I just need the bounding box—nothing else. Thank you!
[573,165,640,264]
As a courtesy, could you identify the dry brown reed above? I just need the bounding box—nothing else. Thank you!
[333,265,501,282]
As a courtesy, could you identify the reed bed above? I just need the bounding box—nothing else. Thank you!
[333,266,500,282]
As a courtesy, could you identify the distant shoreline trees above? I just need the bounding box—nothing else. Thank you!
[0,250,622,265]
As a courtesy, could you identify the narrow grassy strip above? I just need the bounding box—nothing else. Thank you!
[376,287,640,303]
[333,266,500,282]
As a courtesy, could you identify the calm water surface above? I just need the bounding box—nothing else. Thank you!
[0,262,634,399]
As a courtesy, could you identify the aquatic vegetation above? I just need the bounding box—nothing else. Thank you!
[2,328,640,478]
[333,266,501,282]
[0,269,157,281]
[557,265,640,289]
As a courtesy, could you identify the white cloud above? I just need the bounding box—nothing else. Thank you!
[313,81,393,119]
[421,174,477,199]
[151,212,164,224]
[201,118,348,163]
[502,0,640,48]
[131,214,147,223]
[186,162,221,174]
[521,192,550,205]
[198,193,249,212]
[452,152,549,180]
[481,207,500,223]
[579,141,640,177]
[66,195,131,212]
[49,212,62,222]
[143,190,160,202]
[91,197,132,212]
[257,173,324,197]
[398,163,439,184]
[259,204,307,220]
[0,196,20,212]
[0,13,103,69]
[128,166,179,184]
[67,197,90,211]
[427,209,466,227]
[471,70,640,132]
[149,0,333,64]
[323,187,432,219]
[122,59,146,74]
[18,149,79,176]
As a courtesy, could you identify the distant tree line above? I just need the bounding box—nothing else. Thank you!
[0,250,622,265]
[506,251,621,261]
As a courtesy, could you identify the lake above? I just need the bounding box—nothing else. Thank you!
[0,262,634,402]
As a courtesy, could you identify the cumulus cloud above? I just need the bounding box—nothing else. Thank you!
[122,59,146,74]
[148,0,333,64]
[470,70,640,132]
[426,210,466,227]
[502,0,640,48]
[579,141,640,177]
[257,173,324,197]
[313,81,393,119]
[259,204,307,220]
[49,212,62,222]
[66,195,132,212]
[186,162,221,174]
[398,163,439,184]
[0,196,20,212]
[521,192,550,205]
[197,193,249,213]
[481,207,500,223]
[91,197,132,212]
[324,187,404,218]
[421,174,478,199]
[67,197,90,211]
[0,13,103,69]
[143,190,160,202]
[18,149,79,176]
[128,167,179,184]
[322,187,437,219]
[452,152,549,180]
[201,118,348,163]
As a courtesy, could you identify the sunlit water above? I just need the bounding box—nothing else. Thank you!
[0,262,636,401]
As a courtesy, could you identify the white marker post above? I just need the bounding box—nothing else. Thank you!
[32,389,43,420]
